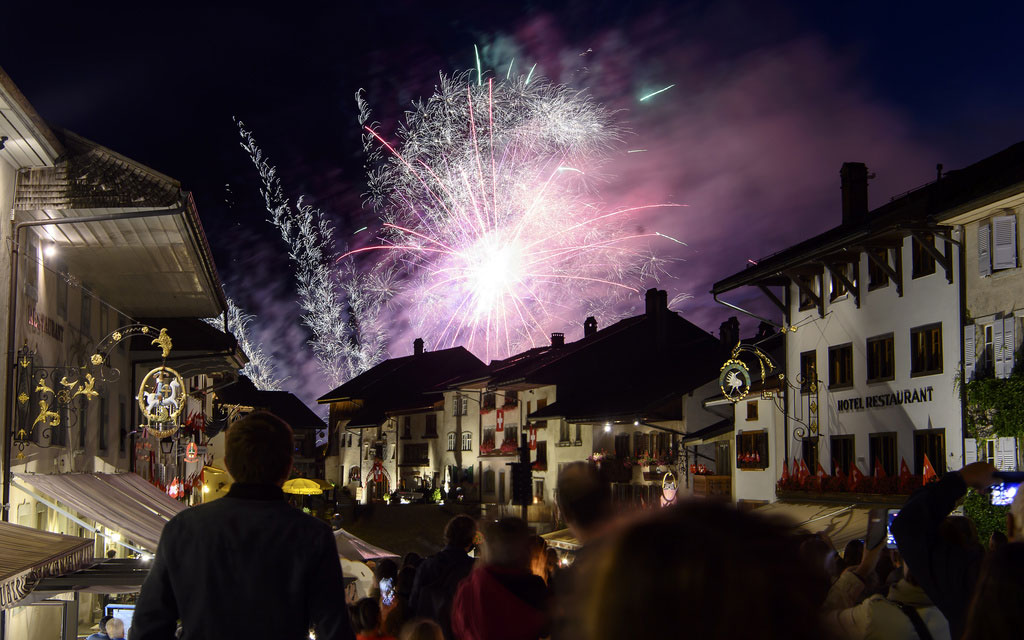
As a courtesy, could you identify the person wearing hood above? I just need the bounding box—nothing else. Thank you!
[451,517,549,640]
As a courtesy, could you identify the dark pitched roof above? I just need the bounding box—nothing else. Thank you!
[681,418,734,444]
[712,140,1024,293]
[317,346,487,414]
[461,299,727,424]
[14,129,182,211]
[217,376,325,429]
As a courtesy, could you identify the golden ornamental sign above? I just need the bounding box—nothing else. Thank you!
[719,341,783,404]
[138,366,185,438]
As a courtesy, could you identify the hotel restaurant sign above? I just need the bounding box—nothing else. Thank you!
[836,386,934,413]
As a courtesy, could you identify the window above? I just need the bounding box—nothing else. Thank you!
[574,423,582,445]
[118,399,127,454]
[736,431,768,470]
[505,425,519,446]
[56,259,69,320]
[801,439,818,472]
[798,275,821,311]
[633,432,649,456]
[614,434,630,459]
[483,470,496,493]
[402,443,429,466]
[746,400,758,421]
[991,214,1018,272]
[981,438,996,466]
[534,478,545,501]
[800,351,817,393]
[654,433,671,457]
[482,392,496,411]
[452,396,468,416]
[911,323,943,376]
[830,435,854,475]
[716,441,731,473]
[347,433,353,447]
[447,432,456,451]
[980,323,995,377]
[914,430,946,476]
[559,421,570,443]
[425,414,438,437]
[98,398,108,452]
[829,264,854,301]
[482,428,496,452]
[912,234,936,279]
[828,344,853,389]
[80,293,92,336]
[535,441,548,470]
[461,432,472,451]
[866,334,895,382]
[503,390,518,407]
[869,433,897,477]
[402,416,411,439]
[867,248,890,289]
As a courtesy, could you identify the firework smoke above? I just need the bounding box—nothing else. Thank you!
[205,299,284,391]
[353,72,680,361]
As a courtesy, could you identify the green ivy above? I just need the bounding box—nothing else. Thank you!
[963,488,1008,547]
[963,374,1024,439]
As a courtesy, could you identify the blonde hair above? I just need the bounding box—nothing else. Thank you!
[106,618,125,638]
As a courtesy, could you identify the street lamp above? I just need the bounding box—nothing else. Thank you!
[159,437,174,455]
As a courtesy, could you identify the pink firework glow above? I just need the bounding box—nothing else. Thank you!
[350,72,682,362]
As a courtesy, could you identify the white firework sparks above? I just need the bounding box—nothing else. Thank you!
[352,72,680,361]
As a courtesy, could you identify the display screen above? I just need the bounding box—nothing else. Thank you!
[105,604,135,637]
[991,481,1021,506]
[886,509,899,549]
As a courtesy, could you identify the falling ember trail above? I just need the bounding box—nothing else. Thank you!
[355,71,683,362]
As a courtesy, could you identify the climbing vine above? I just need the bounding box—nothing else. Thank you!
[963,374,1024,439]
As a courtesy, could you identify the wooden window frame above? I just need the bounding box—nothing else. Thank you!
[830,435,855,476]
[869,432,897,477]
[866,333,895,383]
[828,343,854,389]
[910,323,943,377]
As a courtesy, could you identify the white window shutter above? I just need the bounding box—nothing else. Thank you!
[964,324,976,381]
[1005,316,1017,377]
[995,319,1006,378]
[979,223,992,276]
[997,437,1018,471]
[964,438,977,465]
[993,215,1017,270]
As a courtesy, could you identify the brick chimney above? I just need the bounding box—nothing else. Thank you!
[719,316,740,348]
[584,316,597,337]
[413,337,424,356]
[840,162,869,225]
[550,332,565,347]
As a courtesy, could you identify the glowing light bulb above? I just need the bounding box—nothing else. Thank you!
[43,244,57,258]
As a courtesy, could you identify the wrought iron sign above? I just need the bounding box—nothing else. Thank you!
[719,342,783,403]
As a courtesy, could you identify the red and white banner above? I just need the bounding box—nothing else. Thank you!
[528,426,537,450]
[496,409,505,433]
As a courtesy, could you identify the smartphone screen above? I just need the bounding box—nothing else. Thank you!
[991,481,1021,506]
[886,509,899,549]
[379,577,395,606]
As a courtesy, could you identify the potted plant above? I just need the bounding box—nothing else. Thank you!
[480,439,496,454]
[499,439,518,455]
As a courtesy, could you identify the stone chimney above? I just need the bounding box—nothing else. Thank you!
[550,332,565,347]
[645,288,668,317]
[719,316,740,348]
[584,316,598,337]
[840,162,869,225]
[413,337,424,356]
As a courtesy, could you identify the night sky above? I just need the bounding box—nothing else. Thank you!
[4,1,1023,402]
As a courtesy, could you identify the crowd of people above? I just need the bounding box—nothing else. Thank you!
[126,412,1024,639]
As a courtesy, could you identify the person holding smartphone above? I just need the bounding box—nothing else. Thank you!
[890,461,997,639]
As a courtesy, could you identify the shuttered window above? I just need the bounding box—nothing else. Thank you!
[964,325,976,381]
[979,223,992,276]
[992,214,1018,271]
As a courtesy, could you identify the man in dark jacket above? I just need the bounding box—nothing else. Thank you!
[409,514,477,640]
[132,412,355,640]
[451,517,549,640]
[891,461,995,640]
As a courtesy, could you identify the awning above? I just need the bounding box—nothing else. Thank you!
[334,528,400,561]
[541,528,581,552]
[755,502,871,550]
[14,473,186,552]
[0,521,94,610]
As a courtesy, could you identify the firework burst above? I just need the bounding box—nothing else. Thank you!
[351,72,681,362]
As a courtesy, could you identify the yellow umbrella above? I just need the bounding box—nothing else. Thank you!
[282,478,323,496]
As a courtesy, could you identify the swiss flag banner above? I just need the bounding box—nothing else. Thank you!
[496,409,505,433]
[793,458,800,479]
[900,458,912,482]
[849,463,865,490]
[923,453,938,484]
[834,459,846,484]
[528,426,537,450]
[780,458,790,482]
[816,462,829,478]
[874,457,887,479]
[797,459,811,483]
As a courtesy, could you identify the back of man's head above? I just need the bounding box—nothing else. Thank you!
[484,517,532,569]
[444,514,477,550]
[557,462,611,539]
[105,618,125,639]
[224,411,293,485]
[98,615,113,633]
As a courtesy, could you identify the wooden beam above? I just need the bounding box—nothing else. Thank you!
[786,271,823,318]
[825,262,860,308]
[911,231,953,282]
[864,247,903,296]
[758,285,786,313]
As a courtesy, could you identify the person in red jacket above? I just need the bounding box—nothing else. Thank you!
[451,518,549,640]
